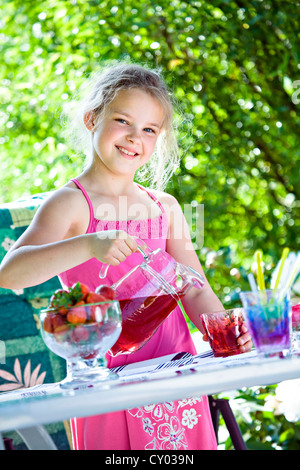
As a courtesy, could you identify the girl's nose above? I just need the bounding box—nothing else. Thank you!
[126,127,141,144]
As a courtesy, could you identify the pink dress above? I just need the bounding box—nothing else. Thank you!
[58,178,217,450]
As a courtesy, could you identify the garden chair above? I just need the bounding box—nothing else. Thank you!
[0,192,71,449]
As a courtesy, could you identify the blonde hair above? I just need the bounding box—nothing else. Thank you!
[62,62,180,190]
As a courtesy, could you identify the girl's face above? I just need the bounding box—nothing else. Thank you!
[89,88,165,178]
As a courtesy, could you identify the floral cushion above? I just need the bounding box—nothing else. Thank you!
[0,193,71,449]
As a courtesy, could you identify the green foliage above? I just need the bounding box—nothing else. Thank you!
[1,0,299,302]
[218,385,300,450]
[1,0,300,450]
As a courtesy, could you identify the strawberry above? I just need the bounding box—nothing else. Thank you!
[52,314,68,333]
[49,289,73,315]
[85,292,106,304]
[90,305,104,324]
[79,283,90,300]
[43,313,55,333]
[70,325,89,343]
[49,289,66,306]
[69,282,90,303]
[95,285,115,300]
[66,301,87,324]
[85,293,106,323]
[82,352,98,360]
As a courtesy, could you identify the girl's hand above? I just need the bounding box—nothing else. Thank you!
[89,230,138,266]
[237,324,253,353]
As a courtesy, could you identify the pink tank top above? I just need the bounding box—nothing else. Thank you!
[73,179,168,240]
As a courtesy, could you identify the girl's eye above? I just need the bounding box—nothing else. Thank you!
[115,119,156,134]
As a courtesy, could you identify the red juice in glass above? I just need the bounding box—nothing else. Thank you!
[292,304,300,328]
[200,308,244,357]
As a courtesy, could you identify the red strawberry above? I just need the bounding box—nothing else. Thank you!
[83,352,98,360]
[52,314,67,330]
[69,282,90,303]
[85,292,106,304]
[85,293,107,323]
[66,301,87,324]
[49,289,67,306]
[43,313,55,333]
[78,283,90,300]
[95,285,115,300]
[49,289,73,314]
[52,314,69,339]
[70,325,89,343]
[90,305,104,324]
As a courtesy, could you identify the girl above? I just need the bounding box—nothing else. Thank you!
[0,63,252,450]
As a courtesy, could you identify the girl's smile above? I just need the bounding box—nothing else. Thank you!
[115,145,139,159]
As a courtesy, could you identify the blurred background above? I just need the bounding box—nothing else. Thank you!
[1,0,300,449]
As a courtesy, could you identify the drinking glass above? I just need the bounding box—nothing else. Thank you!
[40,300,122,389]
[239,289,291,357]
[291,304,300,352]
[200,308,245,357]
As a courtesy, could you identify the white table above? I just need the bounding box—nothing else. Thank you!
[0,350,300,449]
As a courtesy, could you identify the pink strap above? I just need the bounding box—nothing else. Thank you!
[135,183,166,216]
[71,179,166,232]
[71,178,94,232]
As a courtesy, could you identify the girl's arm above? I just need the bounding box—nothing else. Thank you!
[0,187,137,289]
[162,193,252,352]
[163,193,223,330]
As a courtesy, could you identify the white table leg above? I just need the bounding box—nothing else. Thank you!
[16,426,57,450]
[0,433,5,450]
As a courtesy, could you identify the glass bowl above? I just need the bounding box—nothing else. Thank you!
[40,300,122,389]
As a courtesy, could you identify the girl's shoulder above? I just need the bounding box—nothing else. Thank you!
[34,181,90,237]
[147,189,183,228]
[37,181,89,222]
[150,188,180,210]
[43,181,86,208]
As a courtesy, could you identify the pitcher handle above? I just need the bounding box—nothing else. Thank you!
[99,237,152,279]
[134,237,152,259]
[99,263,110,279]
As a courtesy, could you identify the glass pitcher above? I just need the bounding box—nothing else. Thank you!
[98,239,205,356]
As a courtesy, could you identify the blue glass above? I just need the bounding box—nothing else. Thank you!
[239,289,291,357]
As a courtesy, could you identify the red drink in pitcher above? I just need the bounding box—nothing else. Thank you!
[102,241,205,357]
[109,291,184,356]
